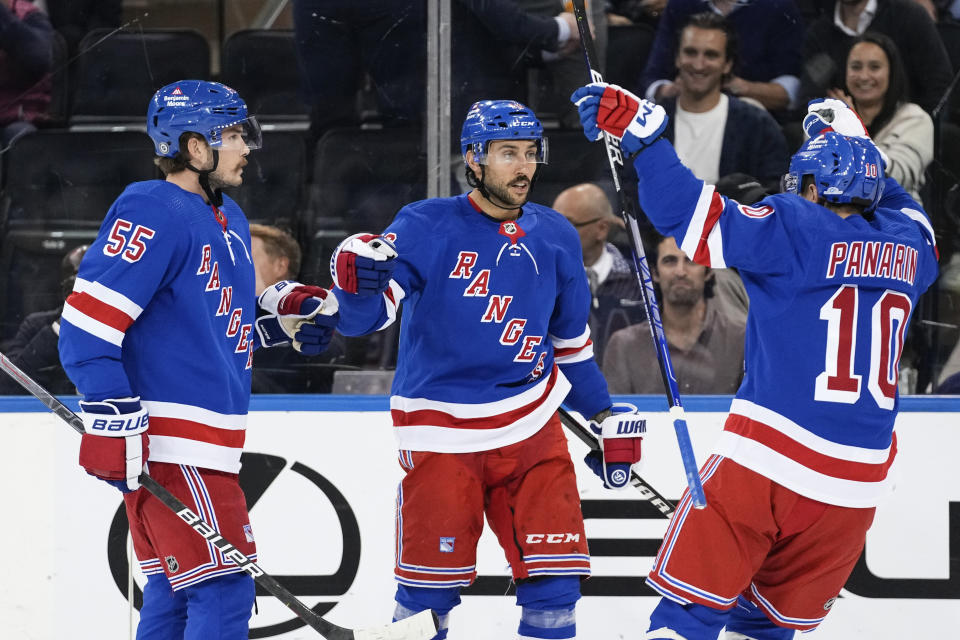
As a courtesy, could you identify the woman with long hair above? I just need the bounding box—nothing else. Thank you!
[829,31,933,201]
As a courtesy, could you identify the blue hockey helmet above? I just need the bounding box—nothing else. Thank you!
[781,132,884,212]
[146,80,262,158]
[460,100,548,165]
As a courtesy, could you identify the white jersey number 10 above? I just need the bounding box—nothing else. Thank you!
[815,284,912,409]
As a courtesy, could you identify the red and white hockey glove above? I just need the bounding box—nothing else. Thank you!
[570,82,667,156]
[330,233,397,296]
[584,403,645,490]
[803,98,889,168]
[257,281,339,355]
[78,397,149,493]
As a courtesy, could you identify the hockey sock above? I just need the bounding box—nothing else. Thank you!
[137,573,187,640]
[516,576,581,639]
[724,596,795,640]
[182,572,256,640]
[647,598,730,640]
[394,584,460,640]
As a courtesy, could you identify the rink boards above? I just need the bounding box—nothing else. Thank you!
[1,395,958,639]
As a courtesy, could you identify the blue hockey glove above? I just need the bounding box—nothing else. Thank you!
[78,397,149,493]
[583,403,645,490]
[258,281,340,355]
[330,233,397,296]
[570,82,667,156]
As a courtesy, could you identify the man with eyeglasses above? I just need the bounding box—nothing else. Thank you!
[552,183,645,366]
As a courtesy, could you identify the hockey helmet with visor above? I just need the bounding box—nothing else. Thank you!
[147,80,262,158]
[781,132,884,213]
[460,100,548,166]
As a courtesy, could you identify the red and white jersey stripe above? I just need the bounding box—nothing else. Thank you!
[679,184,726,268]
[61,278,143,347]
[389,365,572,452]
[143,401,247,473]
[714,399,897,507]
[551,327,594,365]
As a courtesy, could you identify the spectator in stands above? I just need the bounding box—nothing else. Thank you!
[937,370,960,393]
[0,244,86,395]
[653,12,790,193]
[292,0,425,142]
[828,32,934,202]
[603,232,745,394]
[517,0,598,128]
[552,183,645,365]
[249,224,345,393]
[0,0,53,148]
[640,0,804,115]
[293,0,580,141]
[802,0,952,117]
[45,0,121,57]
[609,0,667,29]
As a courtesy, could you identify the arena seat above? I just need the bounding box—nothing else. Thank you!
[220,29,309,122]
[70,28,209,124]
[221,129,308,233]
[0,228,97,343]
[1,129,156,231]
[1,130,156,230]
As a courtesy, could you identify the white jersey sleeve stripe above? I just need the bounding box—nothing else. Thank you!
[553,341,594,364]
[679,183,717,261]
[377,279,406,331]
[74,277,144,319]
[550,326,591,349]
[60,303,125,347]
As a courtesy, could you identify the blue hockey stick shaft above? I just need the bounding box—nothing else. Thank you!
[570,0,706,508]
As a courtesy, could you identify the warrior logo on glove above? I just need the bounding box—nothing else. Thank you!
[584,403,646,490]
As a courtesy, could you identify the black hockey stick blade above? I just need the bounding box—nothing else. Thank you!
[0,351,438,640]
[557,407,675,518]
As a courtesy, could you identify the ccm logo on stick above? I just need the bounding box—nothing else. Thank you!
[526,533,581,544]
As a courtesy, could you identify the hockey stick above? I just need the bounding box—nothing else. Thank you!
[557,407,675,518]
[570,0,706,509]
[0,352,437,640]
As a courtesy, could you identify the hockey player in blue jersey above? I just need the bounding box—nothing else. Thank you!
[571,84,938,639]
[58,80,337,639]
[295,99,648,639]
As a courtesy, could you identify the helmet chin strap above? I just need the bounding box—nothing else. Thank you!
[186,149,224,207]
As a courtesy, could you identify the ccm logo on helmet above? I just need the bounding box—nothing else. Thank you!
[526,533,581,544]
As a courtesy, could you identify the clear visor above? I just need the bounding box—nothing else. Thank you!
[477,138,548,166]
[215,116,262,152]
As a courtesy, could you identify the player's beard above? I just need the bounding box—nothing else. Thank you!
[208,162,245,189]
[484,173,532,210]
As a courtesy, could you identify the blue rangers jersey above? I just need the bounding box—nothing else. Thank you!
[59,181,257,473]
[335,193,613,453]
[633,139,938,508]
